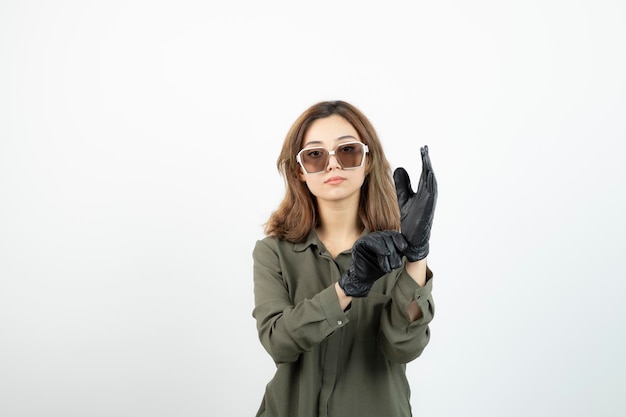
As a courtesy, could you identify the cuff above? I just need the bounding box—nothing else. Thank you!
[397,265,434,326]
[319,284,350,330]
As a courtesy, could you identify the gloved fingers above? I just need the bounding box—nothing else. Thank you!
[386,249,403,270]
[389,230,409,253]
[356,232,394,274]
[420,145,433,172]
[355,231,409,274]
[376,253,392,274]
[393,167,414,205]
[380,231,405,271]
[357,233,391,257]
[427,170,437,194]
[418,146,437,195]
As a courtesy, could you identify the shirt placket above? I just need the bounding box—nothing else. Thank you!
[317,250,347,417]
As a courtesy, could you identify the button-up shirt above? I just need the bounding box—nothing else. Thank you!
[252,230,434,417]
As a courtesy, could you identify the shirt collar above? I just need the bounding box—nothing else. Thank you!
[292,227,369,252]
[292,229,322,252]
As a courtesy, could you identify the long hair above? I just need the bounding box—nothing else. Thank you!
[264,100,400,242]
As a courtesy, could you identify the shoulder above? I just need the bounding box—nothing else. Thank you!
[254,235,285,253]
[253,236,292,261]
[253,233,317,261]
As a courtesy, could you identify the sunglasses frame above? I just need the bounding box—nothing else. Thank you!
[296,141,369,175]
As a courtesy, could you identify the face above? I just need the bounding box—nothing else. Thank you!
[298,114,368,204]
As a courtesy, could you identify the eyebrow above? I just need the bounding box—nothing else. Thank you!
[303,135,358,147]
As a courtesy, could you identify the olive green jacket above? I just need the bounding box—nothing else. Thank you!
[252,230,434,417]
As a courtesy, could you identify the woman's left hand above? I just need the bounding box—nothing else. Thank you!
[393,145,437,262]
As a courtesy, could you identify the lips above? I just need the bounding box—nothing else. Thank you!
[325,176,347,184]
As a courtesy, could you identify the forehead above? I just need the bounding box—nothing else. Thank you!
[303,115,360,147]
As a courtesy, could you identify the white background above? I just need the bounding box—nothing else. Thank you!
[1,1,625,416]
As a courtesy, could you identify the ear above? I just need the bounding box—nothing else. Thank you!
[364,155,372,175]
[298,166,307,182]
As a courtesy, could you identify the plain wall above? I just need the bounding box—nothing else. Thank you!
[1,1,624,416]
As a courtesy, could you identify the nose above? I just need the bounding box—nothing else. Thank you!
[326,153,342,171]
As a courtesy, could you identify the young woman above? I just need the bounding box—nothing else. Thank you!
[252,100,437,417]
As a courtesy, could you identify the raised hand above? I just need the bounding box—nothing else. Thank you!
[338,231,408,297]
[393,145,437,262]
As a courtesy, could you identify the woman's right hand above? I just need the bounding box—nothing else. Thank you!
[338,231,408,298]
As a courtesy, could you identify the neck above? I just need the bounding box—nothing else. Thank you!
[316,196,363,256]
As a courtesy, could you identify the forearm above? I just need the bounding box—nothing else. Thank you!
[378,265,435,363]
[253,240,350,363]
[405,258,427,286]
[254,284,348,363]
[404,258,428,322]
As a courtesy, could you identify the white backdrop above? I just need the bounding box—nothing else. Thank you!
[1,1,625,416]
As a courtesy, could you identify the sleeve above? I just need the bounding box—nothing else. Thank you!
[378,263,435,364]
[252,239,349,364]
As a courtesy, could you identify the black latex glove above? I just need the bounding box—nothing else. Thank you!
[393,145,437,262]
[338,231,408,298]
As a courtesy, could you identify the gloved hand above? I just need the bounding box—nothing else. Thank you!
[338,231,408,297]
[393,145,437,262]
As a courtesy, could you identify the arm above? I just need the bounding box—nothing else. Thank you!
[378,261,435,364]
[379,145,437,363]
[252,240,349,364]
[405,258,428,321]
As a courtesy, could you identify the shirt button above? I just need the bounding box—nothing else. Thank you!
[337,320,343,326]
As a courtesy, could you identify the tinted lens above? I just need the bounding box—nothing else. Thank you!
[300,148,329,173]
[297,142,366,174]
[335,143,364,168]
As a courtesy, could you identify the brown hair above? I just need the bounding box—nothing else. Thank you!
[264,100,400,242]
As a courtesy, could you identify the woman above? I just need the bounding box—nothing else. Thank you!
[252,100,437,417]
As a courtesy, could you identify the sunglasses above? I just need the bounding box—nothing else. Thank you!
[296,141,369,174]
